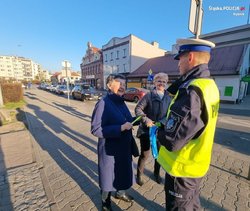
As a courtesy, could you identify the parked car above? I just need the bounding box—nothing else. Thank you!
[55,85,69,95]
[49,84,58,93]
[123,87,149,103]
[71,84,104,101]
[39,83,50,90]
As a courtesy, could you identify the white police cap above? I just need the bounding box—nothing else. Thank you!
[174,38,215,60]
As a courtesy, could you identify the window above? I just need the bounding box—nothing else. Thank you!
[224,86,233,96]
[126,88,136,93]
[123,49,126,58]
[116,50,119,59]
[123,64,126,72]
[110,52,113,61]
[117,65,119,73]
[105,54,107,62]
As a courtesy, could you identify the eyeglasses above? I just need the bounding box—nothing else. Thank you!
[157,80,166,83]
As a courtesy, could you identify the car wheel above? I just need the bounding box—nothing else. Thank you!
[81,95,85,101]
[72,93,76,99]
[134,96,139,103]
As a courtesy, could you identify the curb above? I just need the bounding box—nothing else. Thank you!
[0,109,11,123]
[24,108,59,211]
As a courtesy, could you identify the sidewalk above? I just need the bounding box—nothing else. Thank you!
[0,95,249,210]
[219,95,250,110]
[0,119,50,210]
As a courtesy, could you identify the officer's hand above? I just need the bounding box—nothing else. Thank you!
[121,122,133,131]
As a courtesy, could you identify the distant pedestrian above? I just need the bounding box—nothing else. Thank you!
[91,74,139,211]
[28,81,32,89]
[135,72,171,186]
[157,38,220,210]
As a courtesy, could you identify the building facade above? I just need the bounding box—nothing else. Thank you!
[128,24,250,103]
[51,62,81,85]
[80,42,103,89]
[0,55,45,81]
[200,24,250,102]
[102,34,166,88]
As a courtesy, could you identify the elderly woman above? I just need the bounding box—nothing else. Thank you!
[91,74,138,211]
[135,72,171,186]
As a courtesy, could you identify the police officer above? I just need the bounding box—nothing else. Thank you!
[157,38,220,210]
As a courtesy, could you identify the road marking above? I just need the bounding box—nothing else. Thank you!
[240,137,250,142]
[218,116,250,129]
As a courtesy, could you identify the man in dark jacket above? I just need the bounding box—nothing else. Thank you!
[157,38,220,210]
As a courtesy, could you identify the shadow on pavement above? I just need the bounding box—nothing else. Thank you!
[53,102,92,122]
[215,127,250,157]
[200,197,227,211]
[25,92,37,96]
[219,108,250,117]
[25,92,91,122]
[27,105,167,210]
[16,108,29,129]
[0,142,13,210]
[26,104,164,210]
[26,104,101,207]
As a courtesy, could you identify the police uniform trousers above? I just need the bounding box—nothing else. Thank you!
[164,173,202,211]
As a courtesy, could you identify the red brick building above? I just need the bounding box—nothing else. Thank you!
[80,42,104,89]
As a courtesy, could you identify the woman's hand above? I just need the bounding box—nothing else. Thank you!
[121,122,133,131]
[146,120,154,128]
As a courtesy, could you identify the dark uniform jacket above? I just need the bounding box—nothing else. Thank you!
[91,92,136,191]
[158,64,210,151]
[135,89,171,138]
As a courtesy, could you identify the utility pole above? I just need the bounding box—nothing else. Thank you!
[63,60,70,106]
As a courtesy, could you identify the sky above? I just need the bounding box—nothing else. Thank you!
[0,0,249,72]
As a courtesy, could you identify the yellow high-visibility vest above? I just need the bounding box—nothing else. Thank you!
[157,78,220,178]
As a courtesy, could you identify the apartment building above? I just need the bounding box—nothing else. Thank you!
[0,56,20,80]
[102,34,166,88]
[37,68,51,81]
[0,55,43,81]
[80,42,103,89]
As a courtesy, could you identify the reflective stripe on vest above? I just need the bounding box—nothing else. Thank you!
[157,78,220,178]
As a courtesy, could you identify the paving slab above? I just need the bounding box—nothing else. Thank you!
[0,124,34,173]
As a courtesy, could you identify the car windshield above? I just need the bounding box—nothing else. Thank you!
[80,84,95,90]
